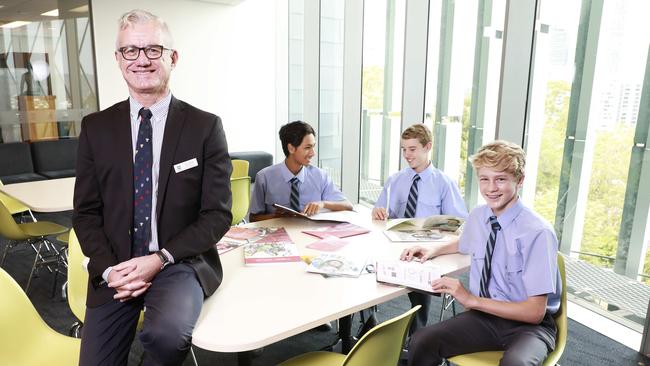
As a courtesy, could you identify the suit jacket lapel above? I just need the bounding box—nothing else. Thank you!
[116,99,134,227]
[156,96,186,219]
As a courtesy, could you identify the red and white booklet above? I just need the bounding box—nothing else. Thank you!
[302,222,370,239]
[243,227,301,265]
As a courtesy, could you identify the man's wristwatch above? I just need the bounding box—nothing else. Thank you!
[154,250,171,270]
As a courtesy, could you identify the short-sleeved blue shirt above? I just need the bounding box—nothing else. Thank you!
[249,162,346,215]
[458,199,561,314]
[374,164,468,219]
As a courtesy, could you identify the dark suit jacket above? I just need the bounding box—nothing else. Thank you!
[73,96,232,307]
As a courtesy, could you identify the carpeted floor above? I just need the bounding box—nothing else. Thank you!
[2,211,649,365]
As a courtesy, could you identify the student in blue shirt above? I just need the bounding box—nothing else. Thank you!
[372,124,468,334]
[249,120,353,222]
[402,140,561,366]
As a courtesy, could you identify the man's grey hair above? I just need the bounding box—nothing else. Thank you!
[116,9,174,49]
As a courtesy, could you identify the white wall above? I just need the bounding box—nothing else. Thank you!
[90,0,277,154]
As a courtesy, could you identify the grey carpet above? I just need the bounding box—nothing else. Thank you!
[1,211,648,365]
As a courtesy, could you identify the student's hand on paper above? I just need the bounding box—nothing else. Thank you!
[431,277,474,308]
[372,207,388,220]
[303,201,324,216]
[400,245,436,262]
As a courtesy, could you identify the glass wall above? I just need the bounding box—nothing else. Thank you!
[288,0,304,123]
[527,0,650,331]
[318,0,344,188]
[424,0,506,205]
[358,0,406,205]
[0,1,97,143]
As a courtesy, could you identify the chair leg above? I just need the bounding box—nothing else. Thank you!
[26,241,44,293]
[190,346,199,366]
[0,240,12,267]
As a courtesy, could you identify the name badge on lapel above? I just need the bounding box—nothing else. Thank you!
[174,158,198,173]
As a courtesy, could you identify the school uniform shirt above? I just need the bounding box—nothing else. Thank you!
[249,162,347,214]
[459,199,562,314]
[374,164,468,219]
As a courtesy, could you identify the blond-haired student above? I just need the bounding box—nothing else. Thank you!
[402,140,561,366]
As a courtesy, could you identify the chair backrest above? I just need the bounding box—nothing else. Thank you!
[544,253,568,366]
[0,200,29,240]
[343,305,420,366]
[67,229,89,322]
[231,159,250,179]
[0,267,80,365]
[31,138,78,173]
[230,176,251,225]
[0,142,35,177]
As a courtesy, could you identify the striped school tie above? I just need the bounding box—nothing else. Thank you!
[479,216,501,298]
[289,177,300,211]
[132,108,153,257]
[404,174,420,218]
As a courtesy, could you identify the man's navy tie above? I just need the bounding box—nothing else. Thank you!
[290,177,300,211]
[404,174,421,218]
[132,108,153,257]
[479,215,501,298]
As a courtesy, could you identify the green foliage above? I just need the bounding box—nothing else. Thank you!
[362,66,384,110]
[534,80,636,270]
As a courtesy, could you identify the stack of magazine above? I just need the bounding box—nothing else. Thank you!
[241,227,301,266]
[383,215,464,242]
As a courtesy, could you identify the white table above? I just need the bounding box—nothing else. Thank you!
[0,177,75,212]
[191,210,469,361]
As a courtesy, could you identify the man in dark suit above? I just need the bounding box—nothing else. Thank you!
[73,9,232,365]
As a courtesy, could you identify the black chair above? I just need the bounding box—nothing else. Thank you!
[229,151,273,183]
[0,142,47,184]
[31,139,78,179]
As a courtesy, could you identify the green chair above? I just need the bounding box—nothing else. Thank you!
[0,179,36,221]
[67,229,144,337]
[231,159,250,179]
[230,176,251,225]
[0,200,68,292]
[448,254,568,366]
[0,267,80,365]
[278,305,420,366]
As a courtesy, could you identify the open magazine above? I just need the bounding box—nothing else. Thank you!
[383,215,464,242]
[302,222,370,239]
[306,253,368,278]
[375,258,441,292]
[272,203,350,223]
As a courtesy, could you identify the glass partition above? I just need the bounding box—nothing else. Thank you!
[0,1,96,143]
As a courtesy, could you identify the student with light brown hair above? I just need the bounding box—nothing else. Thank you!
[372,123,467,334]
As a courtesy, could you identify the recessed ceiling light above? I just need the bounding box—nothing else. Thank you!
[69,5,89,13]
[41,9,60,17]
[1,21,31,29]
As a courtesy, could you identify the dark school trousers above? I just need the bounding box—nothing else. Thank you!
[408,309,556,366]
[79,264,204,366]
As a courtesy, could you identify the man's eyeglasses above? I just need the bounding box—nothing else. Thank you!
[117,45,172,61]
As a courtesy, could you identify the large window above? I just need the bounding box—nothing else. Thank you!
[527,0,650,331]
[423,0,506,206]
[0,2,97,143]
[318,0,344,188]
[358,0,406,205]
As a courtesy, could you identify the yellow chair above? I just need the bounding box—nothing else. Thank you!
[230,176,251,225]
[0,200,68,292]
[67,229,144,336]
[278,305,420,366]
[448,254,568,366]
[0,179,35,221]
[231,159,250,179]
[0,267,80,365]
